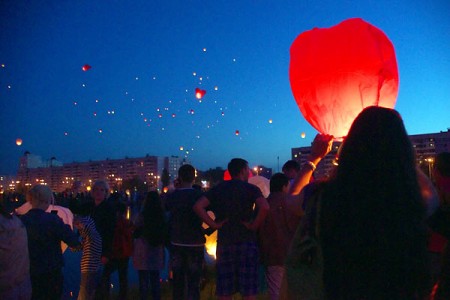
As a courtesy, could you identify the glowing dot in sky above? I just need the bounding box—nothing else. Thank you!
[189,109,195,115]
[95,99,99,103]
[7,85,11,89]
[73,102,78,105]
[135,77,139,80]
[82,84,86,87]
[301,132,306,138]
[140,112,144,116]
[221,112,225,116]
[152,76,156,80]
[180,146,184,151]
[144,118,148,122]
[203,48,207,52]
[93,112,97,116]
[214,86,218,91]
[1,64,5,68]
[158,114,162,118]
[64,132,68,136]
[98,129,103,133]
[232,58,236,62]
[156,108,160,112]
[268,119,273,124]
[193,72,197,76]
[16,138,23,146]
[235,130,240,136]
[172,113,176,118]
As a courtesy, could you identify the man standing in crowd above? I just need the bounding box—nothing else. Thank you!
[194,158,269,300]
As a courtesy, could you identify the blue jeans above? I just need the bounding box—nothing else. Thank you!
[170,245,204,300]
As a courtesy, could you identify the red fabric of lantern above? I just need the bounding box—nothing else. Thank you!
[289,18,399,139]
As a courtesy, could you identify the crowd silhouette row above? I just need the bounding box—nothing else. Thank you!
[1,106,450,300]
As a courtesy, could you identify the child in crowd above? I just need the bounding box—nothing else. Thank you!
[73,208,102,300]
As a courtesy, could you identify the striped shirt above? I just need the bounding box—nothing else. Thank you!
[77,216,102,273]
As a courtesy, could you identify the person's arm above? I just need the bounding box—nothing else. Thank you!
[193,196,225,230]
[289,134,333,195]
[59,220,81,248]
[242,196,269,231]
[286,190,307,217]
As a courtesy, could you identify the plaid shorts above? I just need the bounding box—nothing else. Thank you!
[215,242,259,296]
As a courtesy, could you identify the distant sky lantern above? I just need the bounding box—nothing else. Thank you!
[301,132,306,139]
[289,18,398,139]
[195,88,206,99]
[235,130,240,136]
[16,138,22,146]
[82,64,91,71]
[268,119,273,124]
[180,146,184,151]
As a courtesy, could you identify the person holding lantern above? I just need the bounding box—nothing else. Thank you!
[282,106,431,299]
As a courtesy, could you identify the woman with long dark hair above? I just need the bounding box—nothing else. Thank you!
[285,106,430,299]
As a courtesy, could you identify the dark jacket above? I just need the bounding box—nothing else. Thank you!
[20,209,80,276]
[88,200,117,258]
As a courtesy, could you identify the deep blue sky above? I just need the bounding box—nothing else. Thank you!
[1,0,449,175]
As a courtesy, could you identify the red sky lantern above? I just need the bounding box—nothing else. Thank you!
[289,18,398,139]
[235,130,240,136]
[82,64,91,71]
[16,138,23,146]
[195,88,206,99]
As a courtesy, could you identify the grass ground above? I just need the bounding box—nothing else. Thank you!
[112,265,270,299]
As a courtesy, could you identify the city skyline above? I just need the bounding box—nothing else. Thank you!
[1,1,449,176]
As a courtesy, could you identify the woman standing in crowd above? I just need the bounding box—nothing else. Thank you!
[285,106,430,299]
[132,191,167,300]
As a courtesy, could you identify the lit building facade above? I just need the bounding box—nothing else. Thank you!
[16,153,170,192]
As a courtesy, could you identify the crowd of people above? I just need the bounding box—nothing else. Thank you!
[1,106,450,300]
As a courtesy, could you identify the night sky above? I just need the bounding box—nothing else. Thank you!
[1,0,449,176]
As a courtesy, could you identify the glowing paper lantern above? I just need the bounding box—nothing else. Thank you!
[235,130,240,136]
[82,64,91,71]
[16,138,22,146]
[289,18,398,139]
[195,88,206,99]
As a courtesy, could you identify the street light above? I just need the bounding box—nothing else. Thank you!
[425,157,434,180]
